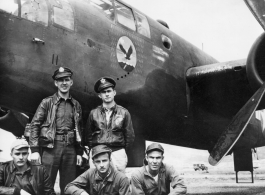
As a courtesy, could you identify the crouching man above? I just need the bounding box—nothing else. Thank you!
[0,139,55,195]
[131,143,187,195]
[65,145,130,195]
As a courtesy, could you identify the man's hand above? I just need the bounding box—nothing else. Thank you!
[80,191,89,195]
[30,152,41,164]
[77,155,83,166]
[21,189,31,195]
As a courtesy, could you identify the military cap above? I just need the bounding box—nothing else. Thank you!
[92,145,112,159]
[94,77,116,93]
[52,67,73,80]
[10,139,29,151]
[145,143,164,154]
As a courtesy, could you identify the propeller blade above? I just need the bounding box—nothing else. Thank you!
[209,82,265,166]
[244,0,265,30]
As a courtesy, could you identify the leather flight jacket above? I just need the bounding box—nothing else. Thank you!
[29,93,83,154]
[85,104,135,150]
[0,161,56,195]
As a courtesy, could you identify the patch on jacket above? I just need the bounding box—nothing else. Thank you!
[115,115,124,126]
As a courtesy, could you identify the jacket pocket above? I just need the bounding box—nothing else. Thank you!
[39,124,52,146]
[111,130,124,145]
[91,131,100,143]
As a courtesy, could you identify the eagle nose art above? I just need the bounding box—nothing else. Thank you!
[116,36,137,73]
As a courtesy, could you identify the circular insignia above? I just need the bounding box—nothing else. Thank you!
[100,78,106,84]
[116,36,137,72]
[59,67,64,72]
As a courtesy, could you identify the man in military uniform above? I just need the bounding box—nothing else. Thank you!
[85,77,135,173]
[131,143,187,195]
[29,67,83,195]
[0,139,56,195]
[65,145,130,195]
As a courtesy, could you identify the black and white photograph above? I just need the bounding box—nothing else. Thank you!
[0,0,265,194]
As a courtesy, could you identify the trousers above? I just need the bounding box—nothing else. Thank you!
[89,148,128,173]
[42,140,76,195]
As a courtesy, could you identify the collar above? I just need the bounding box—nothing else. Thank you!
[95,166,114,182]
[53,93,74,105]
[142,159,166,177]
[10,161,32,175]
[100,103,117,113]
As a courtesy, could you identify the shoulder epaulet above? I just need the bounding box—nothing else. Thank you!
[0,161,11,165]
[116,104,127,111]
[92,106,101,111]
[30,162,44,167]
[42,95,54,101]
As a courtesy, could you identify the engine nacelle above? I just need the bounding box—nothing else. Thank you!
[246,32,265,91]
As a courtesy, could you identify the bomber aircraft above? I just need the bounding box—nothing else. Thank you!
[0,0,265,170]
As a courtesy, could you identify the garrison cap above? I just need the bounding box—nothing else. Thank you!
[10,139,29,151]
[94,77,116,93]
[145,143,164,154]
[52,67,73,80]
[92,145,112,159]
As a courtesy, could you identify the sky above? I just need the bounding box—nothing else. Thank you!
[125,0,264,62]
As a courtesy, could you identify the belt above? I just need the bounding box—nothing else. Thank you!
[54,134,68,142]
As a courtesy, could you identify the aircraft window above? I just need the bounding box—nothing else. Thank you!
[134,11,150,38]
[161,34,172,50]
[53,0,74,30]
[21,0,48,26]
[0,0,19,16]
[114,1,136,31]
[90,0,114,20]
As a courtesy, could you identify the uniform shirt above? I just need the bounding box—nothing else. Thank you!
[64,166,130,195]
[131,163,187,195]
[12,166,36,195]
[56,96,74,134]
[104,107,114,125]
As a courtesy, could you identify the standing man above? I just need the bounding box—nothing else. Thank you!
[86,77,135,173]
[0,139,56,195]
[65,145,130,195]
[131,143,187,195]
[29,67,83,195]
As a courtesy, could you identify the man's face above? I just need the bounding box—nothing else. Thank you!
[11,147,29,168]
[93,153,111,174]
[54,76,73,94]
[98,87,116,103]
[146,150,164,171]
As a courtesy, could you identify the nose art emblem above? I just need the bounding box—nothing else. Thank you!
[116,36,137,72]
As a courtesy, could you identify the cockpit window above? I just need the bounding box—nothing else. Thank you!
[53,0,74,31]
[90,0,114,20]
[134,11,150,38]
[0,0,19,16]
[114,1,136,31]
[21,0,48,26]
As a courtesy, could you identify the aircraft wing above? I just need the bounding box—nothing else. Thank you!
[245,0,265,30]
[186,56,265,165]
